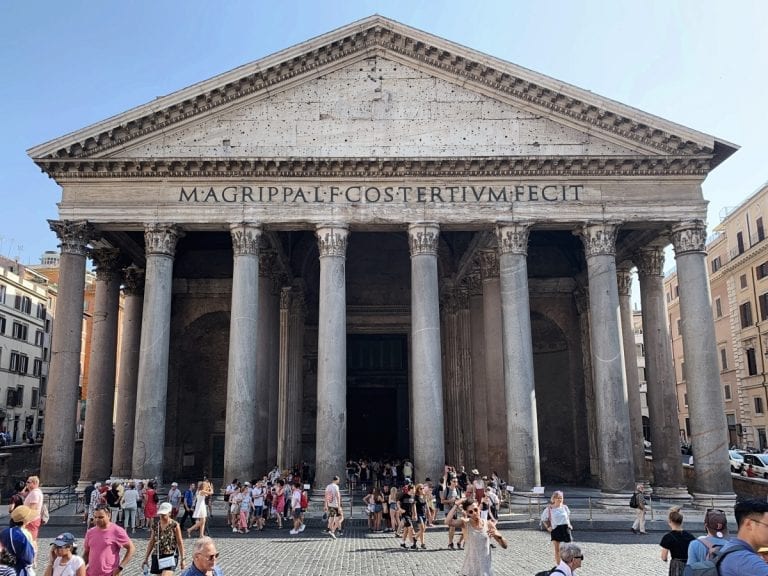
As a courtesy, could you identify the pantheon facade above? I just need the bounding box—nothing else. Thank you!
[29,16,736,503]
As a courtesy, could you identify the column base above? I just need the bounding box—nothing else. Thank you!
[690,491,737,509]
[76,480,94,493]
[595,491,635,509]
[651,486,692,501]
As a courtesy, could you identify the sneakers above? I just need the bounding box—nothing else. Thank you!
[289,529,298,535]
[448,543,455,550]
[232,527,237,533]
[298,524,306,533]
[329,531,337,539]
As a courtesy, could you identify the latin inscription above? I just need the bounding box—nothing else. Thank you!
[178,184,584,204]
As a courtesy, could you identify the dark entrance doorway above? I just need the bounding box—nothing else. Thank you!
[347,334,409,459]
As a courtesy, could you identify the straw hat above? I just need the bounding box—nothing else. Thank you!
[10,505,35,525]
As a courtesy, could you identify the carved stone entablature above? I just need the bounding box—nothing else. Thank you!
[579,222,620,257]
[671,220,707,255]
[122,265,145,296]
[615,266,633,297]
[89,247,121,281]
[48,219,98,256]
[408,222,439,257]
[37,20,711,162]
[229,223,262,256]
[634,247,665,277]
[37,155,714,179]
[144,224,182,257]
[316,224,349,257]
[496,222,531,256]
[479,250,499,280]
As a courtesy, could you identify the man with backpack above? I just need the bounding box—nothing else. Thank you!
[687,508,730,565]
[716,499,768,575]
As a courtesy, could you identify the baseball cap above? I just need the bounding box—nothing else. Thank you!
[157,502,173,516]
[171,482,178,487]
[53,533,76,547]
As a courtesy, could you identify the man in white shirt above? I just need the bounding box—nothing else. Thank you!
[289,482,305,535]
[324,476,342,539]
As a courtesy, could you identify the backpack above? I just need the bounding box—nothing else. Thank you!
[682,543,748,576]
[40,501,50,525]
[629,492,639,509]
[534,569,566,576]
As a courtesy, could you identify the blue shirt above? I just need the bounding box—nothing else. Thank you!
[181,563,223,576]
[184,490,195,508]
[719,538,768,576]
[686,535,730,565]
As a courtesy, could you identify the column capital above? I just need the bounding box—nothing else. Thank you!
[479,250,499,280]
[122,265,145,296]
[461,270,483,296]
[579,222,620,257]
[230,223,262,256]
[616,267,633,297]
[280,286,292,310]
[316,223,349,257]
[408,222,440,256]
[496,221,532,255]
[635,247,666,277]
[671,220,707,255]
[48,219,98,256]
[89,247,122,281]
[144,224,182,257]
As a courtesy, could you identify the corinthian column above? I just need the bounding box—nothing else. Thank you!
[671,221,734,505]
[636,247,689,498]
[497,222,540,490]
[132,224,181,482]
[79,247,122,486]
[479,249,508,477]
[113,266,144,478]
[41,220,96,486]
[579,223,634,498]
[409,222,445,483]
[224,223,261,483]
[278,286,305,470]
[616,264,648,482]
[314,224,348,488]
[256,249,277,474]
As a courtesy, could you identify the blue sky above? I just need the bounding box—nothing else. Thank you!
[1,0,766,264]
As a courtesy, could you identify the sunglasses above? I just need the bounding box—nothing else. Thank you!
[574,555,584,560]
[200,553,220,561]
[466,508,479,514]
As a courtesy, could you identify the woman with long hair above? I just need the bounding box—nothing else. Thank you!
[187,481,211,538]
[388,486,400,534]
[445,498,507,576]
[540,490,572,566]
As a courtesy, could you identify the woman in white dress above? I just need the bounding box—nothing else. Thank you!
[445,498,507,576]
[187,481,211,538]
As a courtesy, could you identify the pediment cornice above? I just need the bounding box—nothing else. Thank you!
[28,16,737,170]
[37,154,711,179]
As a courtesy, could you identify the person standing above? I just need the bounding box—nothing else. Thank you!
[442,476,461,549]
[180,537,222,576]
[42,532,85,576]
[187,482,211,539]
[143,482,159,526]
[120,483,139,535]
[445,498,507,576]
[289,482,305,535]
[142,503,185,576]
[179,484,196,531]
[660,507,695,576]
[0,506,36,576]
[83,504,135,576]
[631,483,647,535]
[717,499,768,575]
[540,490,573,566]
[22,476,44,544]
[687,508,730,565]
[324,476,342,539]
[167,483,182,520]
[8,481,26,515]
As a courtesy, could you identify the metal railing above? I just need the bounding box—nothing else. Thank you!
[46,485,78,513]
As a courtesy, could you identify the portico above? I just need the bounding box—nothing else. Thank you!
[30,16,736,503]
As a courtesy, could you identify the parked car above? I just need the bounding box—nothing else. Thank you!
[729,449,746,473]
[742,453,768,478]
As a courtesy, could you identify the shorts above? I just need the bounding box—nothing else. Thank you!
[253,505,263,517]
[401,515,413,528]
[328,507,340,518]
[416,515,426,526]
[293,508,302,519]
[551,524,572,543]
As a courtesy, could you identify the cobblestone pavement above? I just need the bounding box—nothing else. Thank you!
[38,518,665,576]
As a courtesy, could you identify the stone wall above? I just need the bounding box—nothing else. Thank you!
[0,441,82,496]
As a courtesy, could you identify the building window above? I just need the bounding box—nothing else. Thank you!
[758,261,768,280]
[36,303,46,319]
[15,386,23,408]
[675,285,679,298]
[760,293,768,321]
[747,347,758,376]
[0,284,5,303]
[636,343,645,357]
[32,358,42,377]
[681,361,686,381]
[0,315,5,334]
[11,322,28,341]
[34,330,44,347]
[31,389,38,409]
[755,396,765,414]
[5,389,15,408]
[740,274,748,289]
[715,297,723,318]
[712,256,722,273]
[14,295,32,314]
[9,351,28,374]
[738,231,745,254]
[760,429,768,451]
[725,385,732,400]
[684,392,688,406]
[42,347,48,361]
[721,348,728,371]
[677,318,682,336]
[741,302,754,328]
[759,217,766,242]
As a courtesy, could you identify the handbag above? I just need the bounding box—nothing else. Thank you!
[150,522,177,572]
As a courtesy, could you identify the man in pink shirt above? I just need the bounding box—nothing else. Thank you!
[83,504,135,576]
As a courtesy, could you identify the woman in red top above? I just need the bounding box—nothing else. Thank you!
[144,481,159,522]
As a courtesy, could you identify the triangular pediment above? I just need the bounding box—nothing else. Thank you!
[29,15,737,176]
